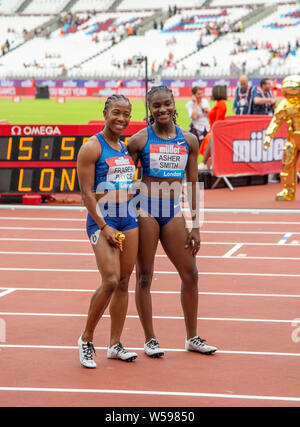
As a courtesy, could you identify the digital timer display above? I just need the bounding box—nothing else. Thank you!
[0,123,145,194]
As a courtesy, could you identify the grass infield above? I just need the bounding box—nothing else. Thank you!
[1,98,234,129]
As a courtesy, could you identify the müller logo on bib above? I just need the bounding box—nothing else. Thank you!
[114,157,131,166]
[151,144,187,155]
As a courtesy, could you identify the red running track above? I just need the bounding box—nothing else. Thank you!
[0,207,300,407]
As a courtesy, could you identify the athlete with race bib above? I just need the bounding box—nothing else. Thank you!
[127,86,217,358]
[76,95,138,368]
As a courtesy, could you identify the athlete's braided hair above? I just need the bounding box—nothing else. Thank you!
[104,94,131,112]
[147,85,178,125]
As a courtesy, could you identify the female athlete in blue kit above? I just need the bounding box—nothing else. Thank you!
[127,86,217,357]
[76,95,138,368]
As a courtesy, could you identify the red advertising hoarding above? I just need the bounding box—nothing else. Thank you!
[211,117,292,177]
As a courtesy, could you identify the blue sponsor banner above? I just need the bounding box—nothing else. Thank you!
[2,77,284,89]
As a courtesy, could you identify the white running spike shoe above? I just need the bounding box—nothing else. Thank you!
[78,335,97,368]
[185,336,217,354]
[144,338,164,358]
[107,342,138,362]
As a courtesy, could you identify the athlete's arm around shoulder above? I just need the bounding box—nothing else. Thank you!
[77,136,103,227]
[127,128,148,167]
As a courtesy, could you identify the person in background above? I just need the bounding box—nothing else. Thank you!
[185,86,210,148]
[233,75,254,115]
[199,85,227,169]
[252,78,276,115]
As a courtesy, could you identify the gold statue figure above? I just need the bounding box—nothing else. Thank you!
[264,75,300,200]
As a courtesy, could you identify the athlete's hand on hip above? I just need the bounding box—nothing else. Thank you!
[102,226,123,251]
[185,228,201,257]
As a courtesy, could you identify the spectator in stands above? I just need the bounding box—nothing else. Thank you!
[252,78,276,115]
[233,75,254,115]
[199,85,227,169]
[186,86,210,148]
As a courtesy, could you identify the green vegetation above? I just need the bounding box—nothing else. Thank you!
[1,98,234,129]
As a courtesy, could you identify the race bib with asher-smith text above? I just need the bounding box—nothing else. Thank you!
[105,156,136,188]
[149,144,188,178]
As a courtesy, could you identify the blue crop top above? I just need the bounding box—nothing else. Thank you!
[93,133,136,192]
[141,125,189,179]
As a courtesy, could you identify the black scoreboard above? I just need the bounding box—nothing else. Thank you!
[0,135,87,193]
[0,123,144,194]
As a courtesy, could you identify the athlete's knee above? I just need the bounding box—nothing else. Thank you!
[181,266,198,288]
[118,274,131,293]
[137,270,153,290]
[102,274,119,295]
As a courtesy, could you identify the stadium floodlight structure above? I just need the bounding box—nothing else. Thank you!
[136,55,150,123]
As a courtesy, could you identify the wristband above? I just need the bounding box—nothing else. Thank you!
[100,223,107,231]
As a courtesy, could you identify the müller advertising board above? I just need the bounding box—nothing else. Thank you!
[211,117,294,177]
[0,122,145,194]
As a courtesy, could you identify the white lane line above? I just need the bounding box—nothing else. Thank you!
[2,251,300,261]
[1,344,300,358]
[0,227,85,231]
[2,204,300,214]
[2,217,300,225]
[278,233,293,245]
[1,226,300,235]
[0,289,16,299]
[0,251,93,256]
[0,238,87,242]
[224,243,243,258]
[1,268,300,278]
[1,286,300,298]
[0,312,299,324]
[0,217,85,222]
[0,386,299,402]
[0,237,300,246]
[203,231,300,235]
[0,205,86,211]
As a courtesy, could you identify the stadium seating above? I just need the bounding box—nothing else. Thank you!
[0,10,152,78]
[163,4,300,78]
[0,0,299,80]
[77,6,249,78]
[117,0,206,10]
[23,0,71,14]
[71,0,116,12]
[0,0,24,14]
[210,0,277,5]
[0,15,51,54]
